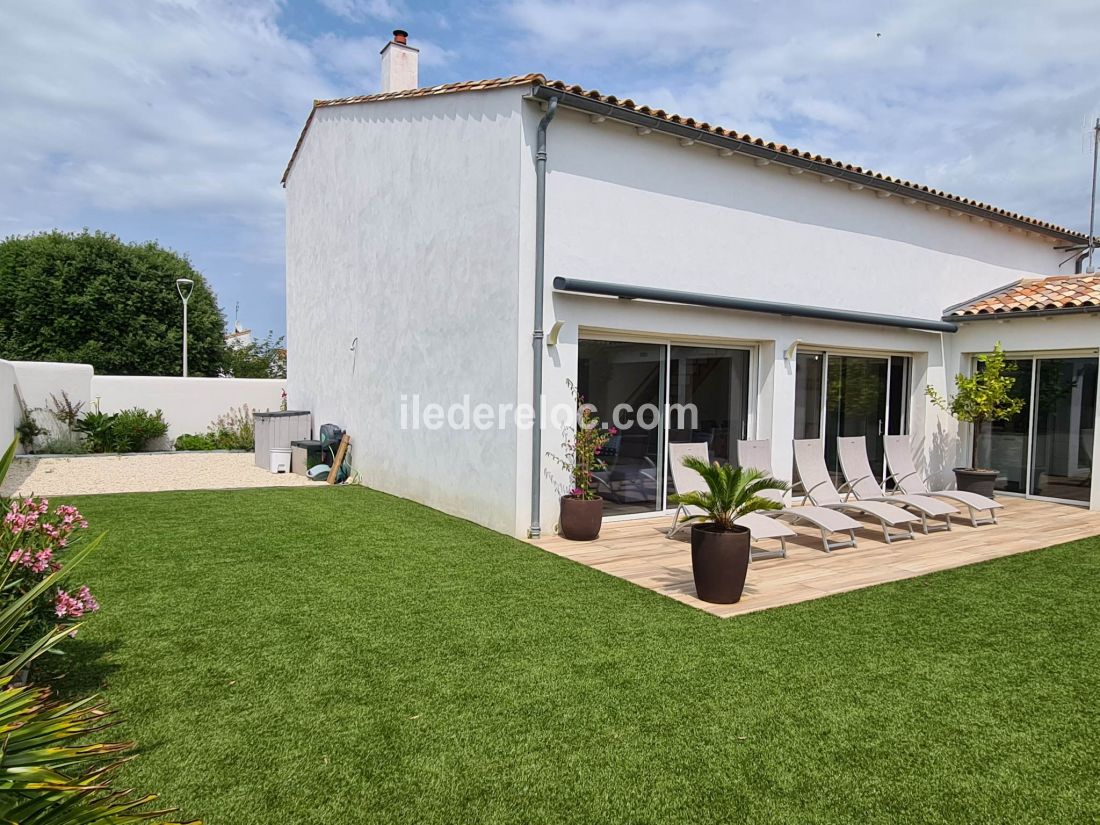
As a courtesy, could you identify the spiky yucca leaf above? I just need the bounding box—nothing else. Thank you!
[0,678,199,824]
[669,458,788,531]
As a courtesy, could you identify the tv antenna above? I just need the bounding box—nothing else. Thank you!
[1089,118,1099,273]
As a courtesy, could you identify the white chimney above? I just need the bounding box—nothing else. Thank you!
[380,29,418,93]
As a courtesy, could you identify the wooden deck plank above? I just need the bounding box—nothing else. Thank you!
[526,498,1100,618]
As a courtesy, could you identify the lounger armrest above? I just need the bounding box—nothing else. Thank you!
[802,478,832,504]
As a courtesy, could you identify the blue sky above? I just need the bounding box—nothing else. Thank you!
[3,1,1100,340]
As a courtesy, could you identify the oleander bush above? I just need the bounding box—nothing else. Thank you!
[0,439,198,823]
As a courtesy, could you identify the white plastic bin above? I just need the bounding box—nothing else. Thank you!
[269,447,292,474]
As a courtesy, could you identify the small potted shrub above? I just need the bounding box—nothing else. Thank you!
[926,342,1024,498]
[669,458,786,604]
[549,382,613,541]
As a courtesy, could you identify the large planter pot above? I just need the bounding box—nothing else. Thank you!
[690,523,751,604]
[954,468,998,499]
[559,496,603,541]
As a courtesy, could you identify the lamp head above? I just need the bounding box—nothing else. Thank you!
[176,278,194,302]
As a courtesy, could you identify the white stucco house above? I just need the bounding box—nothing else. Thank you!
[283,31,1100,537]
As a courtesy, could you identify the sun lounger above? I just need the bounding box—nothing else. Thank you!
[836,436,957,533]
[792,439,918,543]
[667,442,795,560]
[883,435,1002,527]
[737,439,860,553]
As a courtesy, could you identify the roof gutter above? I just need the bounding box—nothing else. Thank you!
[553,277,960,333]
[530,85,1085,245]
[948,306,1100,322]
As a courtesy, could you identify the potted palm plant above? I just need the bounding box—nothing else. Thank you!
[926,342,1024,498]
[669,457,787,604]
[548,382,614,541]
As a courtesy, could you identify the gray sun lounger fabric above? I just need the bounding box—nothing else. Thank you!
[883,435,1002,527]
[836,436,957,533]
[667,442,794,559]
[737,439,860,552]
[792,439,918,543]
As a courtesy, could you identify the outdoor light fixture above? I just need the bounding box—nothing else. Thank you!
[784,339,802,361]
[176,278,194,377]
[547,320,565,347]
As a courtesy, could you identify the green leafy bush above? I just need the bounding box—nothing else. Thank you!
[75,408,168,453]
[38,435,90,455]
[209,404,253,450]
[173,433,216,451]
[111,407,169,453]
[173,406,254,451]
[15,403,47,452]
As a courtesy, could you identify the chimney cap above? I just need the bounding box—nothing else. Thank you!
[393,29,408,45]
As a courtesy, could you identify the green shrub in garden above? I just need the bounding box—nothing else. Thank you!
[174,433,216,451]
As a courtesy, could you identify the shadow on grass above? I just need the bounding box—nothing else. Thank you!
[34,637,123,700]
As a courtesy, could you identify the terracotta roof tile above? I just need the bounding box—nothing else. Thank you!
[950,274,1100,317]
[280,74,1087,242]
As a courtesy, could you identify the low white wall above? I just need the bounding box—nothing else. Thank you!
[0,361,16,452]
[0,359,286,450]
[92,376,285,440]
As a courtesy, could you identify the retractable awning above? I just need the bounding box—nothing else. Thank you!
[552,277,959,334]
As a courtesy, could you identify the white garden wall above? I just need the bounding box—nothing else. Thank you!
[0,358,284,450]
[91,376,284,439]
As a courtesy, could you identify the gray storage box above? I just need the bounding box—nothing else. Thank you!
[253,411,312,468]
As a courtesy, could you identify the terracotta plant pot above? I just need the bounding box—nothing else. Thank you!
[690,523,751,604]
[954,468,998,499]
[559,495,603,541]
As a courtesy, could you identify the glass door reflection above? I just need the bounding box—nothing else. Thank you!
[577,339,665,516]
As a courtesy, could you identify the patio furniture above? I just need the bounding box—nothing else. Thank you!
[883,435,1003,527]
[736,439,861,553]
[792,439,919,543]
[836,437,957,533]
[667,442,795,560]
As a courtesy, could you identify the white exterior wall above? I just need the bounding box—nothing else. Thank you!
[91,376,284,440]
[284,88,526,534]
[526,102,1074,536]
[0,359,283,450]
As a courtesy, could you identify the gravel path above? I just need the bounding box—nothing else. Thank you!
[1,452,319,497]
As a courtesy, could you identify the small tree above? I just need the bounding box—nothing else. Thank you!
[222,331,287,378]
[926,342,1025,470]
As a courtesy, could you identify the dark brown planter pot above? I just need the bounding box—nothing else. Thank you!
[954,468,998,499]
[690,523,751,604]
[559,495,603,541]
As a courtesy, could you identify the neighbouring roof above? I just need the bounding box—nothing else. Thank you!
[948,273,1100,318]
[281,73,1088,243]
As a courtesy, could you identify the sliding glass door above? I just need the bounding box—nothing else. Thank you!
[980,354,1098,503]
[795,352,911,483]
[577,339,751,517]
[577,340,665,515]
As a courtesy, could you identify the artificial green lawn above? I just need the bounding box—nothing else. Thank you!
[55,486,1099,823]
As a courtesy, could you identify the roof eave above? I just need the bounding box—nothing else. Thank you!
[531,85,1087,245]
[948,306,1100,322]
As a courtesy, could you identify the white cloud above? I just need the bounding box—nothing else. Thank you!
[0,0,336,225]
[316,0,402,23]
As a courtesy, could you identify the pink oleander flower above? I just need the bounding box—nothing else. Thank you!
[76,585,99,613]
[54,590,83,619]
[54,586,99,619]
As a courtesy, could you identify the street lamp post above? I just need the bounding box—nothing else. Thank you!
[176,278,194,377]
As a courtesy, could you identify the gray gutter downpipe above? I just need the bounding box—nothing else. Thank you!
[553,277,960,333]
[529,96,558,539]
